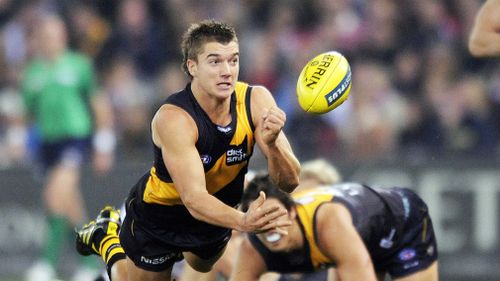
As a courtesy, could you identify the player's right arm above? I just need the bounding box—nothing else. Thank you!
[151,104,290,232]
[468,0,500,57]
[230,236,267,281]
[316,203,377,281]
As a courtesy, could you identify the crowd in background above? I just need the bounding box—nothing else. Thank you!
[1,0,499,169]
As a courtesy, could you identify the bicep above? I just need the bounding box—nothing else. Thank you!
[153,105,206,197]
[231,237,267,281]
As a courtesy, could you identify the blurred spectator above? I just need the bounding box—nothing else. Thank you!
[333,60,409,162]
[455,74,500,155]
[0,86,26,167]
[0,0,498,170]
[154,61,187,102]
[96,0,172,81]
[103,56,153,150]
[66,2,111,59]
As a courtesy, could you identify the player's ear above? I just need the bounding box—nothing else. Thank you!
[187,59,197,77]
[289,208,297,219]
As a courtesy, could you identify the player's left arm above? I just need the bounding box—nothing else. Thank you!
[316,203,378,281]
[468,0,500,57]
[251,86,300,193]
[230,236,268,281]
[90,89,115,173]
[83,57,115,173]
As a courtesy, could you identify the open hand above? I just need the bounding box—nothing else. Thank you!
[241,191,291,233]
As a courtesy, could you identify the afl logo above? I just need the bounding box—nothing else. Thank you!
[398,248,416,261]
[200,155,212,164]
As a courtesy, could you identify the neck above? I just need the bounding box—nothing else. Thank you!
[190,82,231,126]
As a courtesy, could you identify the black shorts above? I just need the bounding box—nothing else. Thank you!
[374,188,438,278]
[120,175,232,272]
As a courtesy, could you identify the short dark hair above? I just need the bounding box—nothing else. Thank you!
[181,19,238,78]
[240,174,296,212]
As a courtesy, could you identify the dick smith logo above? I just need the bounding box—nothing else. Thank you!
[226,136,249,165]
[226,148,246,164]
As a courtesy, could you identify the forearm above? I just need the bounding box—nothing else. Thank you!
[337,267,377,281]
[266,142,300,193]
[336,257,377,281]
[91,92,116,153]
[182,191,244,231]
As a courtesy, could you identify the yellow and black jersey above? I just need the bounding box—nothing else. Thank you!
[126,82,255,244]
[144,81,255,207]
[249,183,412,273]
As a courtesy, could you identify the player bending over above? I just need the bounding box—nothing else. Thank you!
[231,174,439,281]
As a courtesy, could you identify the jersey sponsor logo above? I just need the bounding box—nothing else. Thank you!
[226,136,249,165]
[140,253,179,265]
[398,248,416,261]
[200,154,212,165]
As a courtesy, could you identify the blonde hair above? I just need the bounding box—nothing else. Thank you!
[300,158,342,185]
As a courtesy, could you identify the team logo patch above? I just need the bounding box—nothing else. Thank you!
[200,154,212,164]
[398,248,416,261]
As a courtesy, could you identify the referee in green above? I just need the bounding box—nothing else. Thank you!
[22,14,115,281]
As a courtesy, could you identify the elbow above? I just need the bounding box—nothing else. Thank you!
[284,164,301,192]
[181,193,204,220]
[274,173,300,193]
[468,40,487,57]
[287,174,300,192]
[468,45,483,57]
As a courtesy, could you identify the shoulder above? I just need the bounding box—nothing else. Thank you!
[153,103,195,128]
[152,103,198,146]
[249,85,275,104]
[316,202,353,232]
[248,85,277,118]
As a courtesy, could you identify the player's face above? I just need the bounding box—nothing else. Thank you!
[255,199,297,252]
[189,40,239,99]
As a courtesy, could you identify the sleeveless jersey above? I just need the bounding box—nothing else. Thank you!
[130,82,255,238]
[249,183,409,273]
